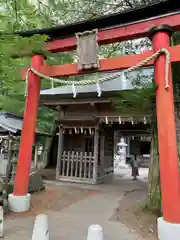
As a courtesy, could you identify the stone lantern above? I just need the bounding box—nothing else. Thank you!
[114,137,128,171]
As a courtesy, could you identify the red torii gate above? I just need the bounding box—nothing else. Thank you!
[8,1,180,232]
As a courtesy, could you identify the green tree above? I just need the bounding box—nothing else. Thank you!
[111,68,162,213]
[0,0,54,132]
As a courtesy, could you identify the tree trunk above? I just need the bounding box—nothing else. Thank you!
[146,108,161,215]
[147,127,161,215]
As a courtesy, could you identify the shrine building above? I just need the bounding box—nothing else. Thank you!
[40,69,152,183]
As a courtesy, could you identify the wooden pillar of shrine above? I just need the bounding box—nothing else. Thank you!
[56,125,64,180]
[93,127,99,182]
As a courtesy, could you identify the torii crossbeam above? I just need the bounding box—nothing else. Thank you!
[8,1,180,239]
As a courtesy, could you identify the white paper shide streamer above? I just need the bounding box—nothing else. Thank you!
[96,81,102,97]
[72,83,77,98]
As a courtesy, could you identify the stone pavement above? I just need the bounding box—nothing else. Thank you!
[4,168,148,240]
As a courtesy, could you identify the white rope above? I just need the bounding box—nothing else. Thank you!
[25,48,170,96]
[25,68,31,96]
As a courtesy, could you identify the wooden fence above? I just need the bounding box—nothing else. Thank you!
[59,151,95,183]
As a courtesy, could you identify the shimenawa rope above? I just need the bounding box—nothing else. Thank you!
[25,48,170,97]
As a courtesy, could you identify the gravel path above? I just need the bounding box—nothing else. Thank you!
[4,169,148,240]
[4,192,142,240]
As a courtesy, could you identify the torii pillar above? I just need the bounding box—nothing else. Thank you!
[149,25,180,239]
[8,55,44,212]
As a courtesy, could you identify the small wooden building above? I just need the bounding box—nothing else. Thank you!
[40,70,152,183]
[0,112,51,178]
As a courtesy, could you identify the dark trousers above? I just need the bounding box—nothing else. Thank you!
[132,166,139,177]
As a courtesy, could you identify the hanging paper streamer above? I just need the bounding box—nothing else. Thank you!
[51,79,55,94]
[89,128,92,135]
[120,71,126,89]
[81,127,83,134]
[105,116,108,124]
[72,83,77,98]
[118,116,122,124]
[96,81,101,97]
[144,116,147,124]
[74,127,77,134]
[51,79,54,89]
[121,71,125,80]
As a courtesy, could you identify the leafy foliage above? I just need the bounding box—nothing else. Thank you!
[112,87,155,113]
[0,34,47,110]
[111,68,155,115]
[0,0,162,133]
